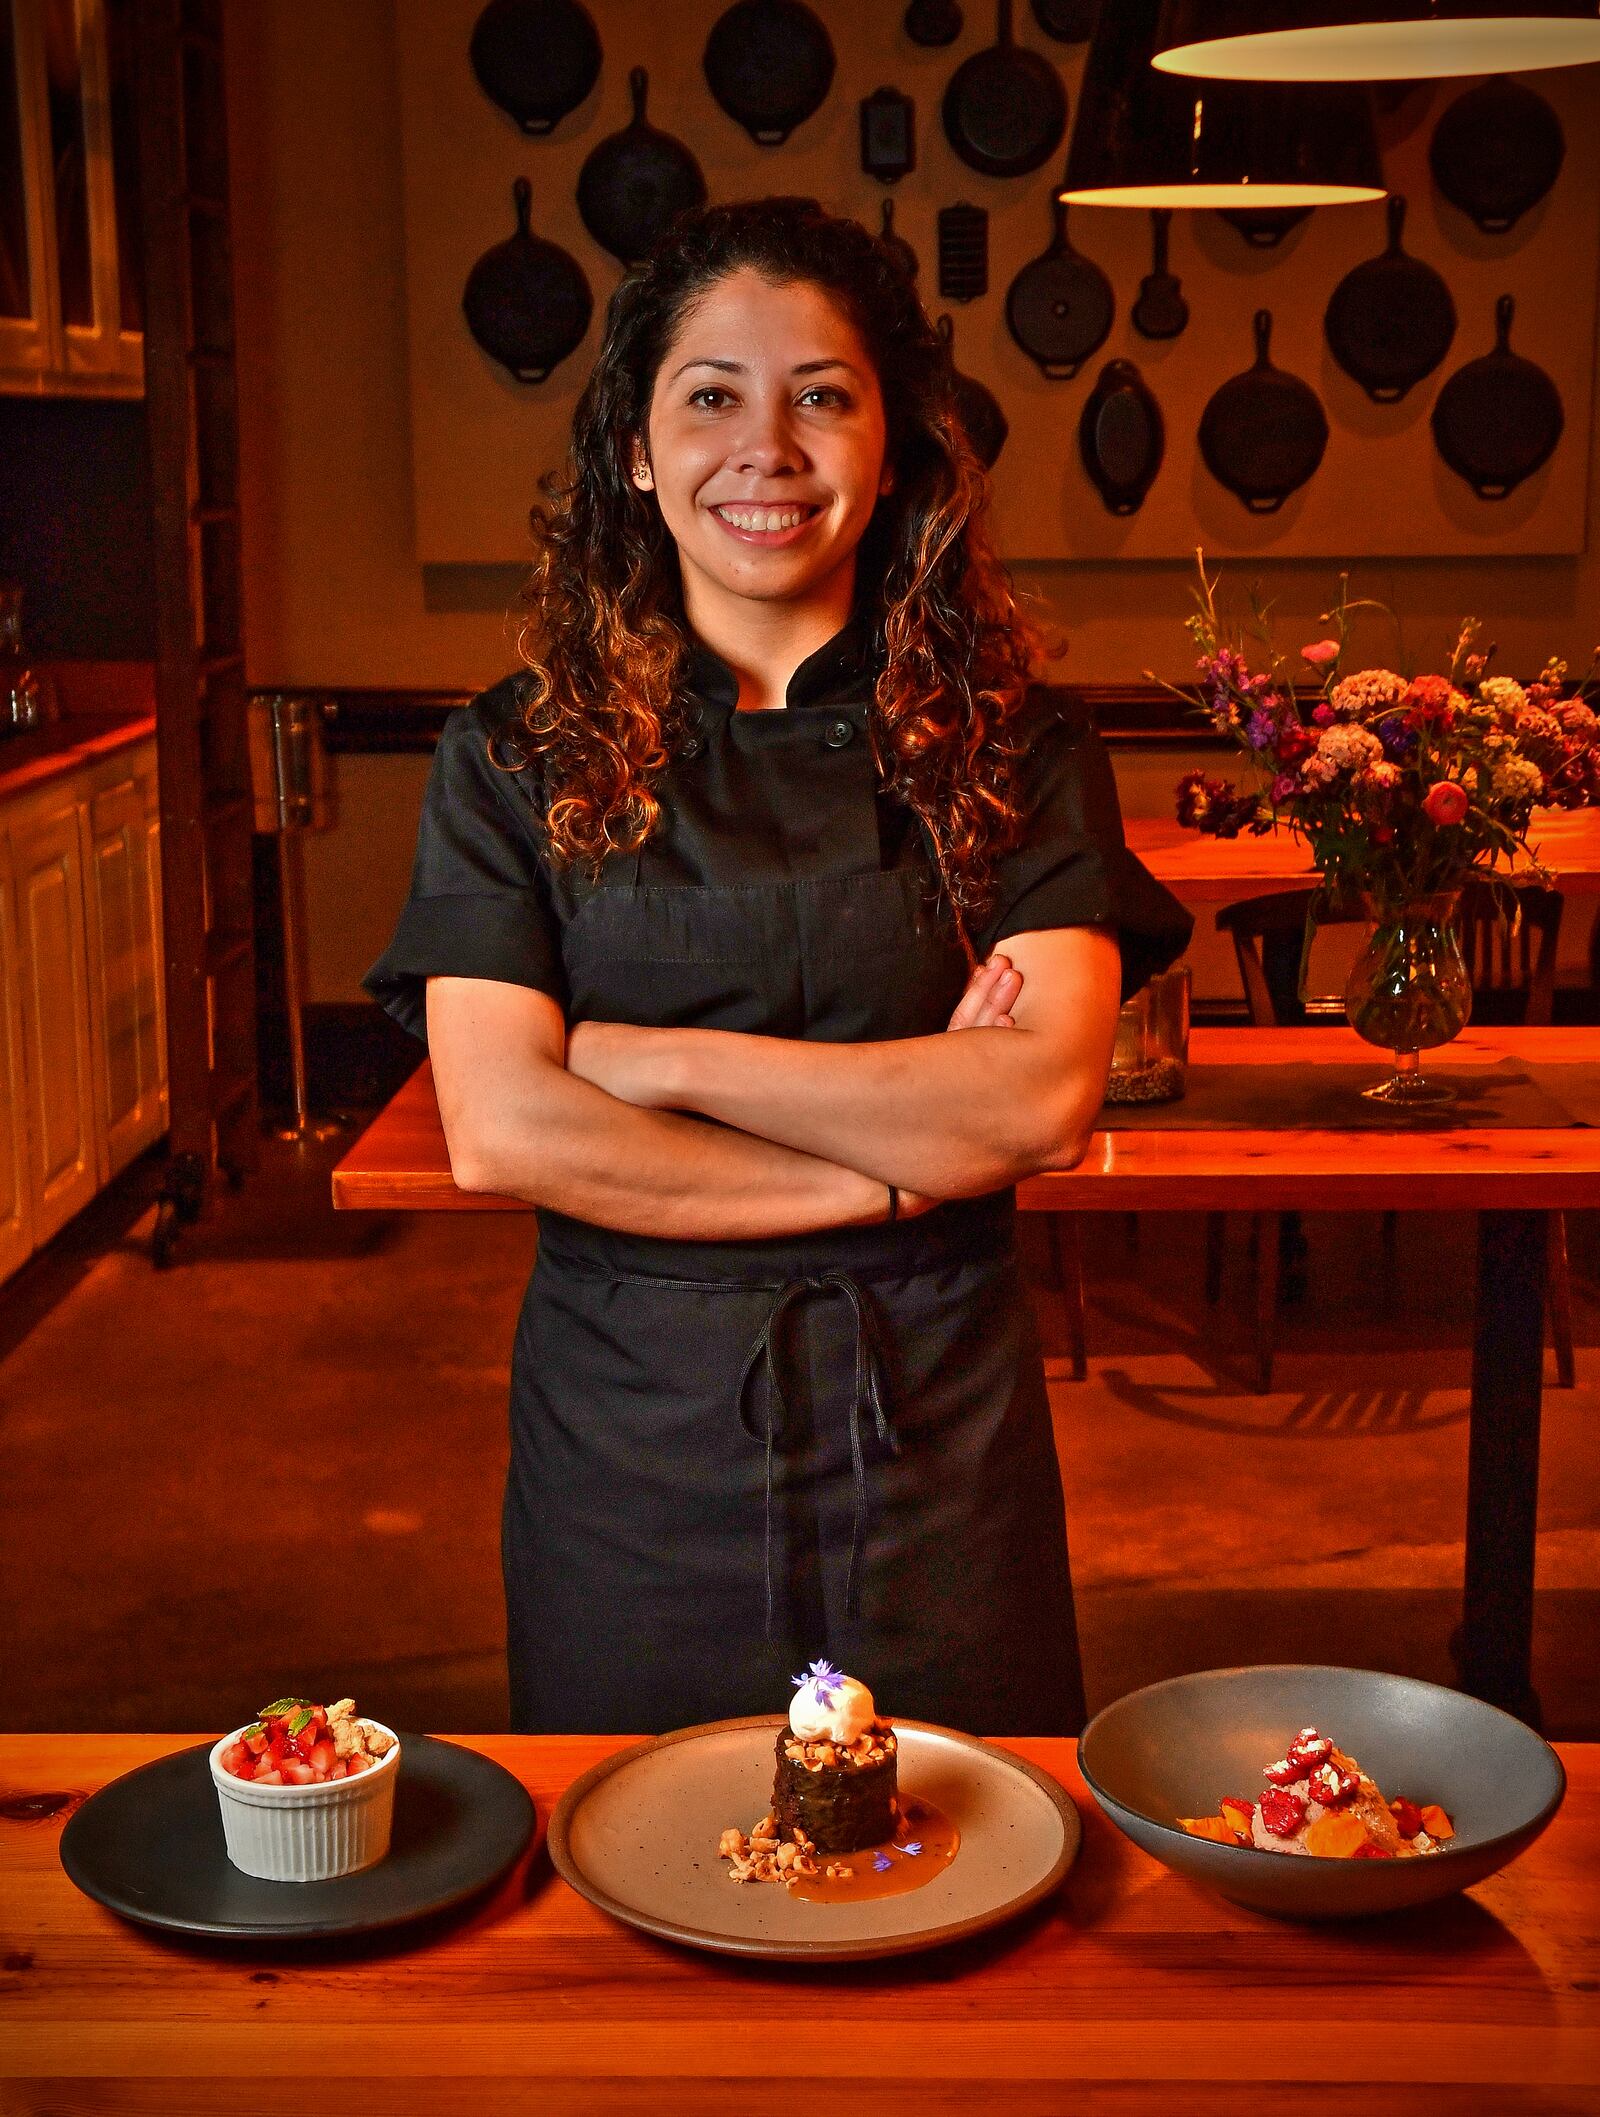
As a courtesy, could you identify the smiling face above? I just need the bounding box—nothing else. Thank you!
[637,268,893,627]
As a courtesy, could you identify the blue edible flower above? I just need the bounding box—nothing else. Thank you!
[902,1841,922,1856]
[790,1657,844,1704]
[873,1851,893,1872]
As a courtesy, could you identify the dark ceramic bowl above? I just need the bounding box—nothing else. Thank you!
[1079,1665,1565,1920]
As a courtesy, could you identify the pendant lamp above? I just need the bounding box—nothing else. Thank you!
[1153,2,1600,81]
[1060,0,1386,207]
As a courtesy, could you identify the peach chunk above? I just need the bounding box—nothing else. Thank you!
[1419,1803,1455,1842]
[1304,1810,1373,1859]
[1179,1815,1240,1845]
[1219,1797,1255,1841]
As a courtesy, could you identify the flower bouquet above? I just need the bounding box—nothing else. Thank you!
[1165,556,1600,1104]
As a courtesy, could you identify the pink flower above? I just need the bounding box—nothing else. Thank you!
[1404,675,1464,730]
[1423,780,1470,826]
[1301,639,1340,667]
[1311,702,1335,727]
[1270,772,1298,803]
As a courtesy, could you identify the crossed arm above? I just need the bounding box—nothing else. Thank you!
[426,925,1121,1240]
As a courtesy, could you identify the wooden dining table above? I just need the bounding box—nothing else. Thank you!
[331,1026,1600,1729]
[3,1732,1595,2110]
[1122,806,1600,902]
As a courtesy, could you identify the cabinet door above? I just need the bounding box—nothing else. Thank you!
[0,0,59,385]
[13,795,97,1240]
[142,776,167,1113]
[83,769,164,1175]
[0,835,36,1283]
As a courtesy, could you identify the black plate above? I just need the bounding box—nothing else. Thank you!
[58,1736,536,1941]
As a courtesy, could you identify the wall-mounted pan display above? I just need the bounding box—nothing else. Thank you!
[577,69,706,266]
[1429,74,1564,235]
[878,199,919,282]
[1079,358,1164,514]
[905,0,963,45]
[938,202,989,301]
[463,178,593,383]
[703,0,836,146]
[1324,194,1455,403]
[1131,209,1188,341]
[1432,293,1564,499]
[943,0,1069,178]
[937,314,1009,467]
[1030,0,1098,41]
[1199,308,1328,513]
[469,0,601,135]
[1006,197,1113,379]
[861,85,917,181]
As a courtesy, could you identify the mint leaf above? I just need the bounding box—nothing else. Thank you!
[258,1697,312,1719]
[286,1706,315,1737]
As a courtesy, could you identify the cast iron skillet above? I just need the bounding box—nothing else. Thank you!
[943,0,1068,179]
[577,68,706,266]
[703,0,835,145]
[878,198,919,283]
[1006,196,1113,380]
[1132,209,1188,342]
[905,0,962,46]
[1430,75,1565,235]
[462,177,593,384]
[1199,308,1328,514]
[937,313,1008,469]
[1080,358,1164,515]
[1432,294,1564,500]
[1031,0,1098,39]
[1324,194,1455,404]
[469,0,601,136]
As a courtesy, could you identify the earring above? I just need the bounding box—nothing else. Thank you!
[631,453,653,491]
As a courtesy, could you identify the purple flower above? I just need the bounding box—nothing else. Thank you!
[1246,709,1276,751]
[902,1841,923,1856]
[872,1851,893,1872]
[1378,716,1418,762]
[1270,772,1298,803]
[791,1658,843,1703]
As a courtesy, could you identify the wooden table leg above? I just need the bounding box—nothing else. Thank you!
[1459,1208,1547,1727]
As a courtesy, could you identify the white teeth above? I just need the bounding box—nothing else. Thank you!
[715,506,812,531]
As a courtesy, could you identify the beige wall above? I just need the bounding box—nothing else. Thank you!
[227,1,1600,1003]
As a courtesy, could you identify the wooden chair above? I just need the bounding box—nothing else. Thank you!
[1213,881,1573,1391]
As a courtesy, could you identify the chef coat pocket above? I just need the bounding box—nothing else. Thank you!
[561,882,801,1032]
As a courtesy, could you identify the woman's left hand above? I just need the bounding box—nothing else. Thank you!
[564,1020,678,1108]
[946,952,1023,1031]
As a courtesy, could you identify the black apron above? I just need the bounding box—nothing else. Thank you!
[504,849,1087,1737]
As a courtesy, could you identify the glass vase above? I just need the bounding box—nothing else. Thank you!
[1344,891,1472,1106]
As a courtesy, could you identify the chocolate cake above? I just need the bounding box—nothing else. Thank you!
[769,1661,898,1856]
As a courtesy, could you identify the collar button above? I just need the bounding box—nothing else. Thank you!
[823,717,855,750]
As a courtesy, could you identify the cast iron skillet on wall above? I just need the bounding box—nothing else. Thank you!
[577,68,707,266]
[1429,75,1564,235]
[1132,209,1188,341]
[1199,309,1328,514]
[905,0,962,45]
[937,314,1008,468]
[1006,196,1112,378]
[1324,195,1455,404]
[1432,294,1564,500]
[469,0,601,135]
[704,0,836,145]
[463,177,593,383]
[1219,206,1311,249]
[1079,359,1164,515]
[943,0,1068,178]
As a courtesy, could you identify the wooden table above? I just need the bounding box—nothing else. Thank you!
[332,1028,1600,1728]
[3,1734,1595,2112]
[1124,808,1600,902]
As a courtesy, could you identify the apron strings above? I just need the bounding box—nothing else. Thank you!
[735,1269,901,1640]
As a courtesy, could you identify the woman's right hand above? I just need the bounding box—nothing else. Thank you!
[946,952,1023,1032]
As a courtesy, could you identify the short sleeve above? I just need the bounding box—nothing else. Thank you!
[362,680,566,1043]
[976,694,1194,1002]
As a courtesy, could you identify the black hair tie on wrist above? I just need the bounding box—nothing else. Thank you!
[886,1184,900,1224]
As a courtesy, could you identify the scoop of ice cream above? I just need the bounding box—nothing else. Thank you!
[788,1661,876,1745]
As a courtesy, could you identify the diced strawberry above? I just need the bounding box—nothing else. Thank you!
[282,1761,316,1786]
[252,1767,284,1786]
[1389,1797,1426,1841]
[308,1739,337,1776]
[1262,1756,1301,1787]
[330,1757,350,1779]
[1352,1840,1393,1859]
[243,1725,269,1755]
[1258,1787,1307,1838]
[346,1753,370,1775]
[219,1740,247,1776]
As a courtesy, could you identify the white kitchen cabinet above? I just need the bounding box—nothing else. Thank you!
[0,732,166,1280]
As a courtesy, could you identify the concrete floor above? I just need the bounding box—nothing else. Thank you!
[3,1134,1596,1738]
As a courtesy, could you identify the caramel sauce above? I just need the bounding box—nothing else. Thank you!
[787,1795,959,1904]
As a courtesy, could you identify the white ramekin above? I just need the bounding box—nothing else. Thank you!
[209,1720,401,1882]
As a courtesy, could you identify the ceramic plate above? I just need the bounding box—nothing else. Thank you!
[547,1714,1080,1961]
[59,1734,536,1940]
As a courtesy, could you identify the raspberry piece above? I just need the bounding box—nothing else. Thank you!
[1286,1729,1332,1772]
[1352,1840,1393,1859]
[1258,1787,1307,1838]
[1309,1761,1358,1808]
[1262,1756,1301,1787]
[1389,1797,1426,1841]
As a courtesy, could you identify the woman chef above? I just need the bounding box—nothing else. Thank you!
[366,198,1191,1737]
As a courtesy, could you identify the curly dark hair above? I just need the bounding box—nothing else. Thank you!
[511,195,1042,958]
